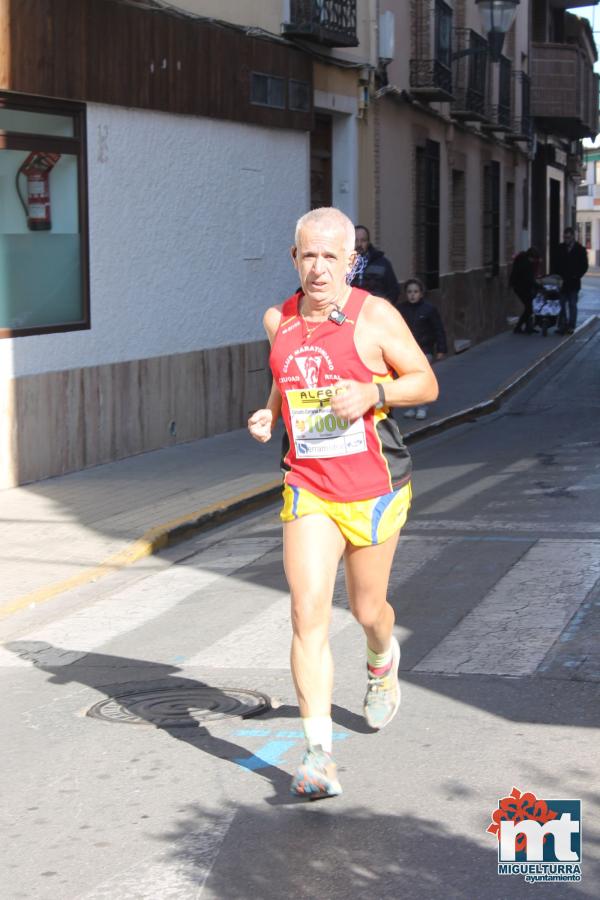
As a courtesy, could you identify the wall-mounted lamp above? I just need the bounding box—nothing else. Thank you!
[475,0,520,62]
[453,1,520,63]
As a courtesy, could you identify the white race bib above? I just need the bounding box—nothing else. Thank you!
[286,388,367,459]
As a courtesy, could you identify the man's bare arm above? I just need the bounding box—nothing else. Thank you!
[248,306,283,442]
[331,297,438,421]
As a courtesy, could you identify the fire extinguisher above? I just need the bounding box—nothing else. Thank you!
[16,151,61,231]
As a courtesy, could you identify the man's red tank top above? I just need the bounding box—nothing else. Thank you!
[269,288,412,502]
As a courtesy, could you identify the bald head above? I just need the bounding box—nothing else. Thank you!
[294,207,355,255]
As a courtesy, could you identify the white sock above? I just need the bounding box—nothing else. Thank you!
[302,715,332,753]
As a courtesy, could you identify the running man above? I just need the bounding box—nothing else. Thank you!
[248,208,438,798]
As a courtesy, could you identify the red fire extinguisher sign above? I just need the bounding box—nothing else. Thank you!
[16,151,62,231]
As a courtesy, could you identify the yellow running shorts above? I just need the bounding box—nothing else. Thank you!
[280,482,412,547]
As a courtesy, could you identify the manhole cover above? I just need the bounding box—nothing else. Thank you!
[86,685,270,726]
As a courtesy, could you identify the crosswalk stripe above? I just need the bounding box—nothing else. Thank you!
[79,809,236,899]
[186,536,453,670]
[408,519,600,534]
[415,539,600,676]
[0,538,280,668]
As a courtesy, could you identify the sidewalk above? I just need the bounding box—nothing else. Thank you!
[1,314,599,621]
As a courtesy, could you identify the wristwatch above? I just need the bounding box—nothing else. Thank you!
[374,383,386,409]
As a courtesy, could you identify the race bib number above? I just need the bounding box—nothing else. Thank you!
[286,388,367,458]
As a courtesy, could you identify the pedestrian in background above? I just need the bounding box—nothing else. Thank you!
[509,247,542,334]
[351,225,399,305]
[554,227,588,335]
[397,277,447,420]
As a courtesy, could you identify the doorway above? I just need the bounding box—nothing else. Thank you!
[549,177,561,272]
[310,114,332,209]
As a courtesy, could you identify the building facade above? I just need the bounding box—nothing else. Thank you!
[530,1,598,271]
[0,0,314,486]
[576,144,600,266]
[369,0,532,350]
[1,1,598,487]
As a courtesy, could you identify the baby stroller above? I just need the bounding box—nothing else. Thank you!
[532,275,562,336]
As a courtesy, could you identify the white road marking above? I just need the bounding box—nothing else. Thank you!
[423,460,539,515]
[408,519,600,534]
[187,536,453,669]
[415,540,600,676]
[80,808,236,899]
[0,539,280,668]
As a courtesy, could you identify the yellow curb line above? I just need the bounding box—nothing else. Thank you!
[0,479,282,622]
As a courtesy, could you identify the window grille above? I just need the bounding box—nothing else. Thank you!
[415,139,441,290]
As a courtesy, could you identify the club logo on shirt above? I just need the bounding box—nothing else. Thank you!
[295,355,322,388]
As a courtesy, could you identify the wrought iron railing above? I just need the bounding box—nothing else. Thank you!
[282,0,358,47]
[510,71,532,140]
[451,29,488,120]
[409,0,453,100]
[410,59,453,97]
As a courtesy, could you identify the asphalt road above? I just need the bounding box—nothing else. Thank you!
[2,326,599,900]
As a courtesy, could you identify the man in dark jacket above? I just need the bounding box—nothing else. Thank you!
[554,227,588,334]
[509,247,541,334]
[351,225,399,304]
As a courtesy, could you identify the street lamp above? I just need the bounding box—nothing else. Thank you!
[476,0,520,62]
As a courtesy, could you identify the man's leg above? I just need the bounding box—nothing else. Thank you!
[557,293,568,334]
[567,289,579,331]
[283,513,346,796]
[344,532,401,728]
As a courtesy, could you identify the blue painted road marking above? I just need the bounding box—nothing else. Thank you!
[234,740,297,770]
[232,726,349,770]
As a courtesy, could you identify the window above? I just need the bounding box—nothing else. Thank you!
[250,73,286,109]
[483,161,500,276]
[450,169,466,272]
[435,0,453,71]
[415,139,440,290]
[0,93,89,338]
[522,175,529,230]
[595,160,600,184]
[585,221,592,249]
[289,80,311,112]
[505,182,515,262]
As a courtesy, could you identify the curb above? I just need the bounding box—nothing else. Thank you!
[0,480,282,622]
[402,315,600,445]
[3,315,598,621]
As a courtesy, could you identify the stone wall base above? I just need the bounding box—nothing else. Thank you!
[1,269,520,488]
[0,340,271,488]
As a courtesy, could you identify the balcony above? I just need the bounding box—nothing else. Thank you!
[483,56,512,132]
[451,29,488,122]
[531,43,599,139]
[409,59,453,101]
[507,71,532,142]
[409,0,453,101]
[281,0,358,47]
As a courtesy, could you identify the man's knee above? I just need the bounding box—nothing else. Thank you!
[351,595,387,629]
[291,592,331,639]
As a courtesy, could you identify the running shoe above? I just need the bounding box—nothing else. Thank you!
[290,745,342,799]
[363,635,401,730]
[415,407,427,420]
[403,408,416,418]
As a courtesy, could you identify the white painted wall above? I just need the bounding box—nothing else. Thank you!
[2,103,309,378]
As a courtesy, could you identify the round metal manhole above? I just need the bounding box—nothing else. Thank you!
[86,685,270,727]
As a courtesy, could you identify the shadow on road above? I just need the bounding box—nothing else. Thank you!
[157,801,597,900]
[5,640,372,799]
